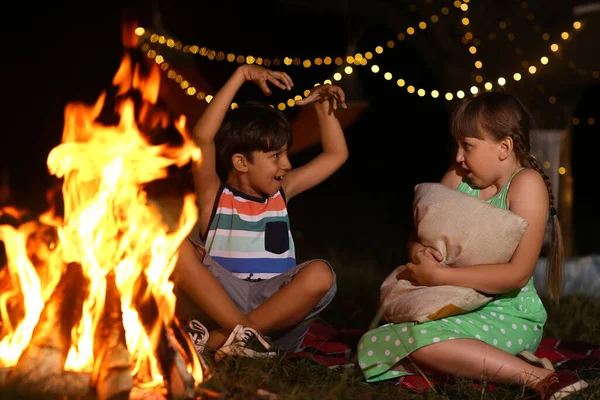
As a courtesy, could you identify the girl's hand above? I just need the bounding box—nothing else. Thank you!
[296,84,347,111]
[405,252,445,286]
[238,65,293,95]
[411,245,443,263]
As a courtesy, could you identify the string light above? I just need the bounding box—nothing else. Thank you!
[333,1,470,101]
[461,2,580,91]
[517,2,597,79]
[141,44,336,111]
[511,3,598,131]
[138,10,593,179]
[571,117,596,126]
[481,16,583,94]
[455,0,487,85]
[461,3,582,90]
[135,2,454,70]
[137,5,589,108]
[136,3,472,102]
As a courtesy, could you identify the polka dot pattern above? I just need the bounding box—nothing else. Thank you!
[358,172,548,383]
[358,279,547,382]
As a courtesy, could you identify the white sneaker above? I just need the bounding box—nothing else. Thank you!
[186,319,209,355]
[215,325,277,362]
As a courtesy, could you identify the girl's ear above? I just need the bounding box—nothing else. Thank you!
[232,153,249,172]
[499,136,514,161]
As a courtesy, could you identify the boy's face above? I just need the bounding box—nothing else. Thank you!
[247,145,292,197]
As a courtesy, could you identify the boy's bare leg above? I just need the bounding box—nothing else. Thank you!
[173,239,258,349]
[245,260,334,333]
[409,339,554,390]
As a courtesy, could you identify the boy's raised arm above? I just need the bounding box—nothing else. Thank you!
[191,65,293,211]
[283,85,349,201]
[191,67,245,208]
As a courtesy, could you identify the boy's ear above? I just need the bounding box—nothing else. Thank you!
[232,153,249,172]
[498,136,514,161]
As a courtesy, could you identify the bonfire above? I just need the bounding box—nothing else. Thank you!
[0,46,212,399]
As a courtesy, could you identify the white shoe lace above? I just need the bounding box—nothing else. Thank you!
[236,326,272,350]
[188,319,209,347]
[189,320,207,335]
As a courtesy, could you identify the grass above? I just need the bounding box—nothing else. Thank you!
[2,204,598,399]
[195,255,600,399]
[196,296,600,400]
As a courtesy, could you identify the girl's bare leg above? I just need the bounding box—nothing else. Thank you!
[410,339,554,390]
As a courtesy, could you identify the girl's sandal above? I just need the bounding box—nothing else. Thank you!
[518,350,555,371]
[534,370,589,400]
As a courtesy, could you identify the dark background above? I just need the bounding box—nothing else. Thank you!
[2,0,599,285]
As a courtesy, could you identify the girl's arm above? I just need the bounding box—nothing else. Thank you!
[414,169,549,293]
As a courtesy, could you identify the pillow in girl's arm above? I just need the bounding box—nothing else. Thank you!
[380,183,529,323]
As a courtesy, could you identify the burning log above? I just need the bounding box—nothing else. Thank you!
[158,323,195,399]
[170,316,212,382]
[133,274,204,399]
[3,262,91,397]
[0,50,211,399]
[92,272,133,400]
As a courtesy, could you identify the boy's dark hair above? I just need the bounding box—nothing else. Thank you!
[214,101,293,180]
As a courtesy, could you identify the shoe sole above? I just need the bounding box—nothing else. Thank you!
[215,346,277,362]
[549,379,589,400]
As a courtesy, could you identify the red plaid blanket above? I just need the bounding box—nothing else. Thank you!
[287,320,361,368]
[290,322,599,390]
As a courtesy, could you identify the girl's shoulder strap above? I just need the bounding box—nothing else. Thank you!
[505,167,526,191]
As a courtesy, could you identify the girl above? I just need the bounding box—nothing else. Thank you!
[358,92,588,399]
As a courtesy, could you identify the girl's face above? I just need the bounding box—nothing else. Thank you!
[455,135,503,188]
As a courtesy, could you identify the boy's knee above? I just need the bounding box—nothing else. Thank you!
[303,260,335,294]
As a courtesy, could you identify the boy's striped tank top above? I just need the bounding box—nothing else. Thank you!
[203,184,296,281]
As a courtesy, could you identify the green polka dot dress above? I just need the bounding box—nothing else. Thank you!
[358,169,548,382]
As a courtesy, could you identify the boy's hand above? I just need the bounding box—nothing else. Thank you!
[296,84,347,110]
[238,64,293,95]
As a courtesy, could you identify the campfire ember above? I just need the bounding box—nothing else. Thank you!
[0,48,211,399]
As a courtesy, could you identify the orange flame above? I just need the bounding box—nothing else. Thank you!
[0,53,202,388]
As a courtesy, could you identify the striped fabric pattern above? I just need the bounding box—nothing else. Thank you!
[204,185,296,280]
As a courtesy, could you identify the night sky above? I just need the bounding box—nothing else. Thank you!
[3,1,599,268]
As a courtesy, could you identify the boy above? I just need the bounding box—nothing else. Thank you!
[173,64,348,361]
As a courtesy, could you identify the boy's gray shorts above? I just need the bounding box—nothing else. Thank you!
[178,240,337,353]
